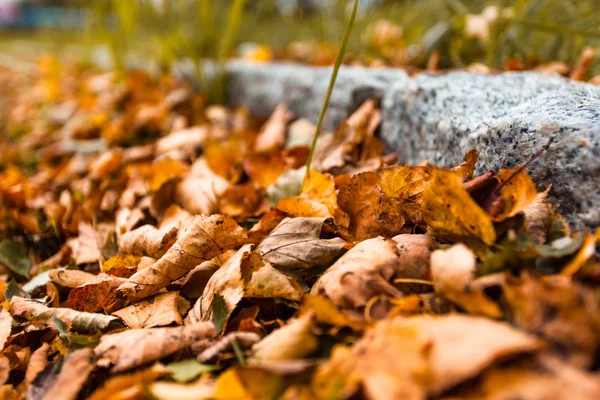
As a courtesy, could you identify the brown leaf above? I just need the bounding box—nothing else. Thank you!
[48,268,96,288]
[243,152,287,189]
[94,322,216,373]
[119,225,178,259]
[24,343,49,386]
[187,244,303,324]
[311,237,400,310]
[112,292,190,328]
[197,331,261,363]
[521,187,554,244]
[89,363,169,400]
[392,234,433,293]
[431,244,502,318]
[503,273,600,367]
[41,348,95,400]
[421,168,496,246]
[148,158,189,192]
[117,214,247,301]
[338,172,404,241]
[313,314,542,399]
[254,104,291,153]
[180,252,234,298]
[452,149,478,181]
[10,297,123,333]
[257,217,345,270]
[175,171,230,216]
[251,312,317,361]
[149,377,216,400]
[66,273,126,313]
[490,168,537,221]
[0,309,13,352]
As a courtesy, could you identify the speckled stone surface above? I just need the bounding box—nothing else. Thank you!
[227,60,408,130]
[226,62,599,230]
[383,72,600,230]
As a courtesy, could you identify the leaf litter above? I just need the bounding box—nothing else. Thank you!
[0,61,598,399]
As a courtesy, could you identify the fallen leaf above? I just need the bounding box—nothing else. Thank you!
[337,172,404,241]
[113,292,190,328]
[313,314,542,399]
[66,273,126,312]
[10,297,123,333]
[23,343,49,386]
[214,367,284,400]
[311,237,399,310]
[0,309,12,352]
[168,359,216,383]
[48,268,96,288]
[276,170,349,228]
[40,348,95,400]
[254,104,291,153]
[452,149,478,181]
[251,312,317,361]
[117,214,247,301]
[379,164,431,223]
[89,363,169,400]
[149,158,189,192]
[490,168,537,221]
[257,217,345,270]
[95,322,216,373]
[421,168,496,246]
[187,244,303,324]
[119,225,178,259]
[149,377,216,400]
[431,244,502,318]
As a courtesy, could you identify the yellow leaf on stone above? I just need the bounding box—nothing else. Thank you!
[493,168,537,221]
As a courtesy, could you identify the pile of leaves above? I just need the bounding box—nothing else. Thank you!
[0,60,599,400]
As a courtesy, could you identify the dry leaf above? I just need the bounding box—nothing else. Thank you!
[311,237,399,310]
[257,217,345,270]
[95,322,216,373]
[313,314,542,399]
[10,297,123,332]
[90,363,169,400]
[431,244,502,318]
[150,377,215,400]
[452,149,478,181]
[117,214,247,301]
[421,168,496,246]
[214,367,283,400]
[276,170,349,228]
[251,312,317,361]
[66,273,126,312]
[48,268,96,288]
[187,244,303,324]
[41,348,95,400]
[112,292,190,328]
[521,187,554,244]
[491,168,537,221]
[0,309,13,352]
[119,225,178,259]
[338,172,404,241]
[379,164,431,223]
[254,104,291,153]
[393,234,433,283]
[24,343,49,386]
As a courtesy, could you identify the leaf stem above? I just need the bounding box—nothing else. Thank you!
[304,0,360,182]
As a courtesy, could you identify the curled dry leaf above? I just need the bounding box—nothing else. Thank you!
[521,187,554,244]
[10,297,123,333]
[197,331,261,363]
[313,314,542,399]
[174,159,231,215]
[119,225,178,259]
[66,273,126,313]
[149,377,216,400]
[490,168,537,221]
[251,312,317,361]
[181,252,235,299]
[452,149,478,181]
[112,291,190,329]
[393,234,432,282]
[421,169,496,246]
[117,214,247,301]
[40,348,95,400]
[0,309,13,352]
[94,322,216,373]
[48,268,96,288]
[431,244,502,318]
[187,244,303,324]
[257,217,345,270]
[311,237,399,310]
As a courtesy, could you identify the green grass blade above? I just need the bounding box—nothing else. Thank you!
[305,0,360,181]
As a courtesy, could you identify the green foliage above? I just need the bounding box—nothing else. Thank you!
[0,240,31,278]
[168,359,217,383]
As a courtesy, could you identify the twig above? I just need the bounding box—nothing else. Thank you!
[495,137,554,192]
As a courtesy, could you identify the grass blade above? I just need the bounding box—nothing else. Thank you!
[305,0,361,181]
